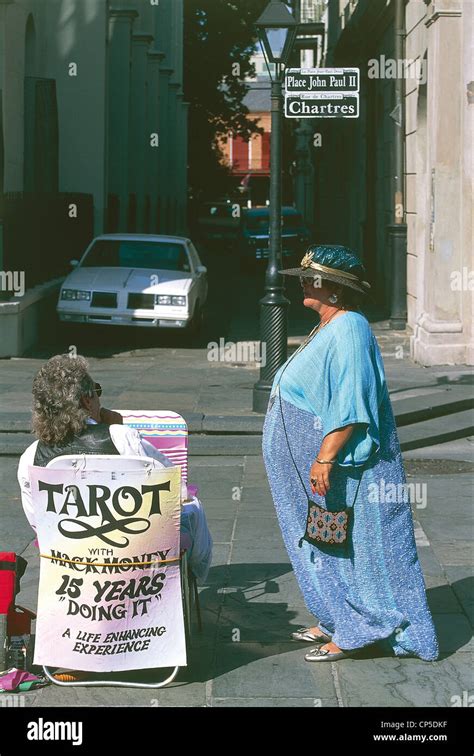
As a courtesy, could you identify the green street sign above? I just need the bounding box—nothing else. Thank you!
[284,93,359,118]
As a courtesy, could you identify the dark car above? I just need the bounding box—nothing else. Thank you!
[196,201,241,246]
[239,206,310,266]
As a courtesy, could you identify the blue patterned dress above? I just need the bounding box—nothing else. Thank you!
[262,311,439,660]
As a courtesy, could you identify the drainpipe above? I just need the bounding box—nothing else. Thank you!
[388,0,407,329]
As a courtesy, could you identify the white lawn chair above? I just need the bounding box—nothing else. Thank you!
[116,409,202,631]
[30,455,195,688]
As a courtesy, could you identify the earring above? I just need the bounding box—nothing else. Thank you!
[328,293,338,304]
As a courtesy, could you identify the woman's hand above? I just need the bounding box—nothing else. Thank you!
[310,459,334,497]
[310,425,358,496]
[99,407,123,425]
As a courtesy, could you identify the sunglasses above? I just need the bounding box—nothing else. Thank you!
[299,276,317,286]
[91,382,102,398]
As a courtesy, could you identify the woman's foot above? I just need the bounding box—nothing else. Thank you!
[318,641,341,653]
[291,626,332,643]
[304,641,349,662]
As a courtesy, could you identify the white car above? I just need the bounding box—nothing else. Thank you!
[57,234,208,332]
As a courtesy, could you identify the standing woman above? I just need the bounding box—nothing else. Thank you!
[262,245,439,662]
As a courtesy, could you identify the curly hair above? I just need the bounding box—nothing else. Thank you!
[32,355,96,445]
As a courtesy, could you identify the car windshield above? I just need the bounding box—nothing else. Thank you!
[244,213,304,233]
[82,240,191,272]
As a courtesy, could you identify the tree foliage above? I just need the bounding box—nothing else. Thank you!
[183,0,268,203]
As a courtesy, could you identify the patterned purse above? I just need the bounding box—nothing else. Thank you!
[303,500,352,547]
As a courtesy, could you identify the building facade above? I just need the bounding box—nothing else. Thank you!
[320,0,472,365]
[0,0,187,284]
[218,50,271,207]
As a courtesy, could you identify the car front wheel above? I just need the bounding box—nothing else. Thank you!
[187,301,204,337]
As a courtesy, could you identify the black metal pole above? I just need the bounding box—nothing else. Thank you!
[388,0,407,329]
[252,74,290,413]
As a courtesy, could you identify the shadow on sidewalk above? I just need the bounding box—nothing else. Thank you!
[170,565,474,684]
[21,568,472,690]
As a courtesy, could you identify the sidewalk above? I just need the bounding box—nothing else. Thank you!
[0,329,472,706]
[1,438,472,707]
[0,326,472,448]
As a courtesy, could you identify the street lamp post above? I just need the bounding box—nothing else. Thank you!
[252,1,298,414]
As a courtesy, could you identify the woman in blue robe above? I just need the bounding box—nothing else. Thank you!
[262,245,439,662]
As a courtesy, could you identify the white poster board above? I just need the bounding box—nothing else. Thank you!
[29,465,186,672]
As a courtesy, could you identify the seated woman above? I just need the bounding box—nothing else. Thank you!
[17,354,212,584]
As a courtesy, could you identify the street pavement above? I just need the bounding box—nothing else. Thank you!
[0,270,472,706]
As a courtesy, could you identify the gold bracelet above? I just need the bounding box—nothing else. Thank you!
[315,458,337,464]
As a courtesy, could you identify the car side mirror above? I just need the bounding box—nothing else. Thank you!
[70,259,79,268]
[196,265,207,274]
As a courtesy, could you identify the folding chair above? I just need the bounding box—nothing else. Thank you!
[30,455,191,688]
[118,410,189,483]
[117,409,202,633]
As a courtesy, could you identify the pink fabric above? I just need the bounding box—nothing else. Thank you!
[0,669,39,691]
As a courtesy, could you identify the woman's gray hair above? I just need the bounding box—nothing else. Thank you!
[32,354,96,445]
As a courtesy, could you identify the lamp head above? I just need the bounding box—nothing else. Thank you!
[255,1,298,68]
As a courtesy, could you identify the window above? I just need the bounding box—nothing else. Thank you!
[82,240,191,272]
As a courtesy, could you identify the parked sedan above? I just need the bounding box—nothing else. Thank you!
[57,234,208,332]
[239,206,310,265]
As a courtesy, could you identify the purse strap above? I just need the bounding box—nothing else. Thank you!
[274,342,364,508]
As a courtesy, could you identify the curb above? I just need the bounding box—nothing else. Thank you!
[0,389,472,435]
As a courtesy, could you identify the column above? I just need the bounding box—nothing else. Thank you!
[157,66,172,232]
[168,81,181,233]
[411,2,470,364]
[171,0,183,86]
[1,0,24,193]
[146,50,164,233]
[107,8,138,230]
[461,0,473,363]
[179,100,190,235]
[153,0,174,65]
[129,32,153,232]
[174,93,186,235]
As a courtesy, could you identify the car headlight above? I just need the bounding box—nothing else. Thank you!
[155,295,187,307]
[61,289,91,301]
[171,296,187,307]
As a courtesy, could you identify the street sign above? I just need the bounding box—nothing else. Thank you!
[285,67,359,94]
[284,67,360,119]
[284,92,359,119]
